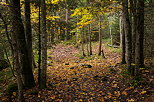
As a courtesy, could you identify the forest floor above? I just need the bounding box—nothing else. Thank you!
[0,42,154,102]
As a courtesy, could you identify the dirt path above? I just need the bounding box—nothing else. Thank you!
[24,44,154,102]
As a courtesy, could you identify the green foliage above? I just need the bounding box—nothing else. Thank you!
[62,36,77,45]
[0,60,9,71]
[6,83,18,93]
[132,76,143,87]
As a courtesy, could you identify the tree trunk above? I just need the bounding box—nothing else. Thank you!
[86,29,89,56]
[135,0,144,75]
[40,0,47,89]
[119,12,122,48]
[76,16,79,48]
[108,16,113,45]
[11,16,24,102]
[65,8,68,41]
[14,44,24,102]
[9,0,35,89]
[122,0,132,74]
[38,0,41,86]
[121,16,126,64]
[81,28,86,57]
[89,24,92,55]
[98,15,105,58]
[130,0,137,64]
[24,0,33,69]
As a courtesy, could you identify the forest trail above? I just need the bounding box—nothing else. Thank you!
[25,44,153,102]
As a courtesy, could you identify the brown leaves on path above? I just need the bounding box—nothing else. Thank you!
[23,44,154,102]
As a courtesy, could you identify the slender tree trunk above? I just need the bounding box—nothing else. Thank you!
[122,0,132,74]
[89,24,92,55]
[135,0,144,75]
[81,28,86,57]
[108,16,113,45]
[65,8,68,41]
[120,12,123,48]
[9,0,35,89]
[121,17,126,64]
[98,15,105,58]
[40,0,47,89]
[76,16,79,47]
[86,29,89,56]
[130,0,137,64]
[98,16,102,56]
[38,0,41,86]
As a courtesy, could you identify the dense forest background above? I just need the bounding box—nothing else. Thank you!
[0,0,153,102]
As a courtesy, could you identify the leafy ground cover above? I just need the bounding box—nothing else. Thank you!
[0,43,154,102]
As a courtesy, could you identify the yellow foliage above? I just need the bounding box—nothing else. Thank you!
[47,0,64,4]
[0,2,9,6]
[46,15,60,20]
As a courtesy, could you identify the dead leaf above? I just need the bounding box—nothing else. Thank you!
[114,91,120,97]
[140,91,147,94]
[113,83,118,88]
[127,98,135,102]
[122,91,128,95]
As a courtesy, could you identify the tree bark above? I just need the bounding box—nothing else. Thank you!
[108,16,113,45]
[38,0,41,86]
[122,0,132,74]
[130,0,137,64]
[11,14,24,102]
[40,0,47,89]
[81,28,86,57]
[135,0,144,75]
[98,15,105,58]
[89,23,92,55]
[24,0,33,70]
[120,12,122,48]
[121,16,126,64]
[86,29,89,56]
[9,0,35,89]
[65,7,68,41]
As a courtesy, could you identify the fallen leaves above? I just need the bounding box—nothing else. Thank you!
[122,91,128,96]
[140,90,147,95]
[20,44,153,102]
